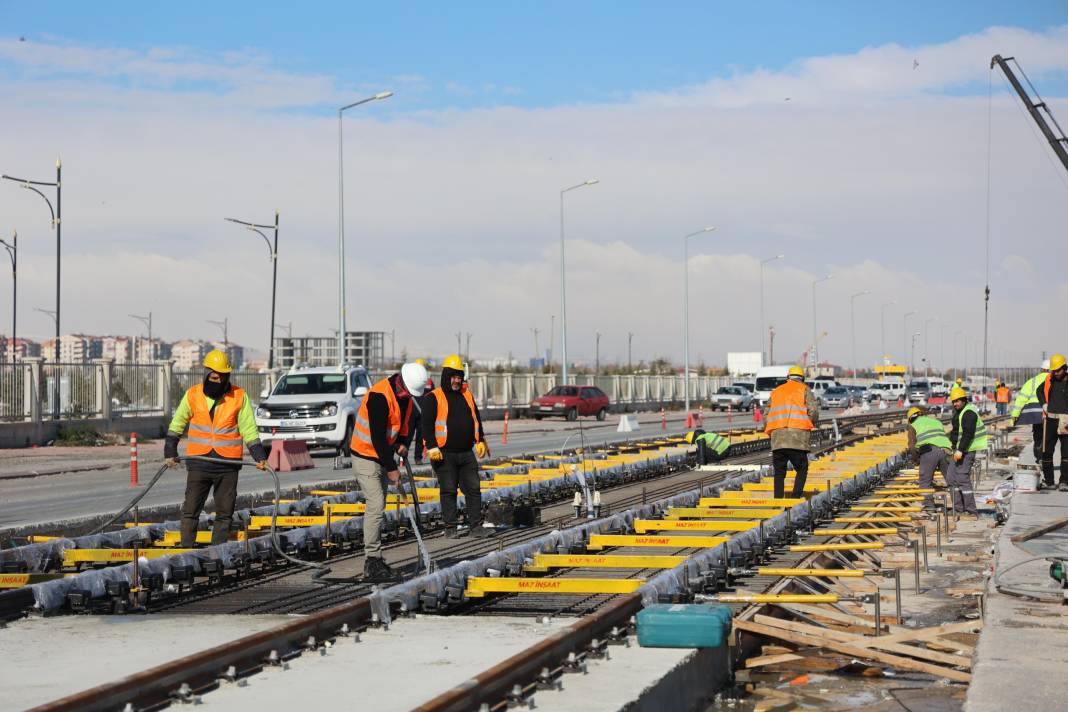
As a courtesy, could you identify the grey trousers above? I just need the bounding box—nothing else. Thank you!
[917,447,951,489]
[947,451,978,514]
[353,456,388,559]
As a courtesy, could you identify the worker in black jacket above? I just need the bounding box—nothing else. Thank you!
[947,386,985,518]
[421,355,492,538]
[1037,354,1068,491]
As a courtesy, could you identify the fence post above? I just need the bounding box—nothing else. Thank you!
[93,358,114,422]
[159,359,174,414]
[24,357,43,425]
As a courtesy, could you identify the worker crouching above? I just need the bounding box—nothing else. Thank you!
[686,429,730,465]
[906,406,952,506]
[765,366,819,499]
[164,350,268,548]
[421,354,493,538]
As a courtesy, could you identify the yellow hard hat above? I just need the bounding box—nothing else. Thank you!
[443,354,464,370]
[1051,354,1067,371]
[787,365,805,378]
[949,386,967,402]
[415,358,426,366]
[202,349,232,373]
[955,377,962,384]
[907,407,922,420]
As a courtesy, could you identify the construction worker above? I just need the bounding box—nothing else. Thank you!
[948,386,985,518]
[765,365,819,498]
[995,380,1011,416]
[164,350,268,547]
[1037,354,1068,491]
[350,361,429,580]
[906,406,952,503]
[1012,359,1050,467]
[409,358,434,463]
[686,429,730,464]
[421,354,491,538]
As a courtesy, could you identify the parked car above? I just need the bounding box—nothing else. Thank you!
[907,380,931,405]
[821,386,854,409]
[530,385,610,421]
[254,365,371,456]
[732,380,756,393]
[846,385,870,402]
[868,381,907,403]
[711,386,753,411]
[807,380,835,400]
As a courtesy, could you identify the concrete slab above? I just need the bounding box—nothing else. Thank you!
[0,614,292,710]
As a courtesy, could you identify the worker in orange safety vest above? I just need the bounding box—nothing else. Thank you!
[764,365,819,498]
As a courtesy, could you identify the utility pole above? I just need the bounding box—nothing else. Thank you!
[465,332,472,365]
[455,331,461,356]
[595,331,602,376]
[0,232,14,361]
[628,331,634,372]
[531,327,540,368]
[225,211,280,368]
[768,326,775,365]
[207,318,229,361]
[549,315,555,374]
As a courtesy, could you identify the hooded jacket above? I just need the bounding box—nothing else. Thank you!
[420,366,485,452]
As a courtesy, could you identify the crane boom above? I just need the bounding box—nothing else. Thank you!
[991,54,1068,173]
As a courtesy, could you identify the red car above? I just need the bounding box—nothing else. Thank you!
[531,385,611,421]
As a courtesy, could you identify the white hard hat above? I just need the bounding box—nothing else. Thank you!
[400,362,429,396]
[1043,359,1051,371]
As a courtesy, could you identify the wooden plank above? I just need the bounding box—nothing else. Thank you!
[864,621,981,649]
[745,652,805,668]
[1010,514,1068,544]
[734,618,972,683]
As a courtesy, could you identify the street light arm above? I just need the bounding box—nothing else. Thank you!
[248,227,274,259]
[225,217,275,230]
[2,174,58,188]
[339,91,394,114]
[561,179,599,194]
[11,184,56,226]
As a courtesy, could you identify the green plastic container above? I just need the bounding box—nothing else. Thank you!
[636,603,732,648]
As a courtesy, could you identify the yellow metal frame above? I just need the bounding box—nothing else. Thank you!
[698,497,803,508]
[833,516,911,524]
[524,554,686,572]
[812,528,899,536]
[849,505,921,513]
[633,519,759,533]
[789,542,885,552]
[713,593,840,604]
[463,577,644,598]
[665,507,782,520]
[63,548,198,567]
[0,573,67,588]
[248,515,357,529]
[755,568,864,578]
[587,534,730,550]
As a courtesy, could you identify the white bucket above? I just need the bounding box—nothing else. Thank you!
[1014,470,1038,493]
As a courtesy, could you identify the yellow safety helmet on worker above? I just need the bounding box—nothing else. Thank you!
[787,365,805,379]
[1051,354,1067,372]
[442,354,464,371]
[202,349,232,373]
[949,385,968,402]
[907,406,923,420]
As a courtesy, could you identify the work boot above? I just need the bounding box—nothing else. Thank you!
[1058,482,1068,492]
[443,527,466,539]
[363,557,393,582]
[470,526,495,539]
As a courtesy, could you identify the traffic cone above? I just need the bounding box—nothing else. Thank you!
[753,406,763,423]
[661,408,666,431]
[502,410,509,445]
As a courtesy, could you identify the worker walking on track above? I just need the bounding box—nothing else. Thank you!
[350,362,429,580]
[164,350,268,548]
[906,406,952,505]
[764,365,819,498]
[1012,359,1050,466]
[686,428,730,465]
[421,354,492,538]
[995,381,1011,416]
[1037,354,1068,491]
[948,386,985,518]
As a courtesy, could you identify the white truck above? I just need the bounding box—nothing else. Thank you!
[254,365,372,456]
[754,365,791,409]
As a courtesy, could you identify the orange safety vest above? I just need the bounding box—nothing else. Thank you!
[185,384,246,460]
[764,380,814,433]
[995,386,1010,404]
[429,386,482,448]
[350,377,412,460]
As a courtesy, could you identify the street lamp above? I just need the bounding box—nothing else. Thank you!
[903,311,916,371]
[924,317,937,378]
[628,331,634,372]
[226,212,280,369]
[953,329,963,381]
[684,226,717,413]
[849,290,871,380]
[811,274,833,373]
[0,232,15,361]
[759,255,784,366]
[910,331,921,376]
[207,318,230,361]
[595,331,602,376]
[879,301,895,369]
[531,327,540,368]
[338,91,393,366]
[129,312,152,362]
[559,179,599,384]
[4,160,61,419]
[35,308,57,362]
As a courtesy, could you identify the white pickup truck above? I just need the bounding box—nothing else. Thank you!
[254,365,372,456]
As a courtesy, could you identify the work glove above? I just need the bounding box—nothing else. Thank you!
[475,442,489,459]
[256,460,268,471]
[953,450,964,463]
[164,457,180,469]
[396,444,408,458]
[428,447,443,462]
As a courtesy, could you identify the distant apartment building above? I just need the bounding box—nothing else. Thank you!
[171,339,210,371]
[39,334,104,363]
[273,331,384,369]
[1,337,41,361]
[101,336,133,363]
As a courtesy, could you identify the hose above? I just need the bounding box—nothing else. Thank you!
[401,457,433,575]
[993,552,1066,602]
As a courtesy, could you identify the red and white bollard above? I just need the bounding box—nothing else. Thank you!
[698,404,704,426]
[129,432,139,487]
[661,407,666,431]
[727,405,733,426]
[502,410,510,445]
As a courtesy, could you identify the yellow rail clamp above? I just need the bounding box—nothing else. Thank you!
[156,530,247,546]
[755,568,865,578]
[323,503,368,514]
[698,497,803,508]
[874,488,936,495]
[861,496,925,503]
[719,491,814,501]
[248,515,357,529]
[27,535,63,543]
[812,528,899,536]
[587,534,730,550]
[310,489,347,496]
[742,482,832,493]
[713,593,840,604]
[634,519,759,533]
[463,577,644,598]
[0,573,68,588]
[850,505,922,513]
[63,548,198,567]
[524,554,686,572]
[833,516,911,524]
[665,507,782,520]
[123,523,158,529]
[790,542,885,552]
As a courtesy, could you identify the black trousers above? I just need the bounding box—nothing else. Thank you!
[1032,423,1044,464]
[695,441,726,465]
[433,450,482,527]
[772,448,809,498]
[180,465,239,547]
[1041,418,1068,486]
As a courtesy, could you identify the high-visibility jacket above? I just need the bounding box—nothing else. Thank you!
[428,386,482,448]
[185,384,246,460]
[765,380,814,433]
[995,386,1010,404]
[910,416,951,451]
[1012,372,1047,424]
[350,378,411,460]
[695,431,730,455]
[956,403,988,453]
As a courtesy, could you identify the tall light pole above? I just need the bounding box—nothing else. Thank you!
[903,311,916,371]
[923,317,937,379]
[549,315,555,372]
[910,331,921,376]
[628,331,634,372]
[849,290,871,380]
[595,331,602,376]
[129,312,152,362]
[465,332,472,365]
[559,179,599,384]
[338,91,393,366]
[953,329,963,381]
[879,301,895,368]
[4,161,60,419]
[759,254,783,366]
[531,327,540,368]
[684,227,717,413]
[226,211,279,368]
[207,318,229,360]
[0,232,14,361]
[810,274,833,373]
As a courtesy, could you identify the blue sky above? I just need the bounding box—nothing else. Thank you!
[3,0,1067,111]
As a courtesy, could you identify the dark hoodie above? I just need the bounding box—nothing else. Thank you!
[420,366,485,453]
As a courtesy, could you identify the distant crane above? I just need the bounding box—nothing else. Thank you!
[799,331,828,371]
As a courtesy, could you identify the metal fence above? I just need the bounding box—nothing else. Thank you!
[113,364,163,414]
[41,362,104,419]
[172,371,271,402]
[0,362,27,422]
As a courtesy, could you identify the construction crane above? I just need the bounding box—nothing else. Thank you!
[799,331,828,370]
[991,54,1068,174]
